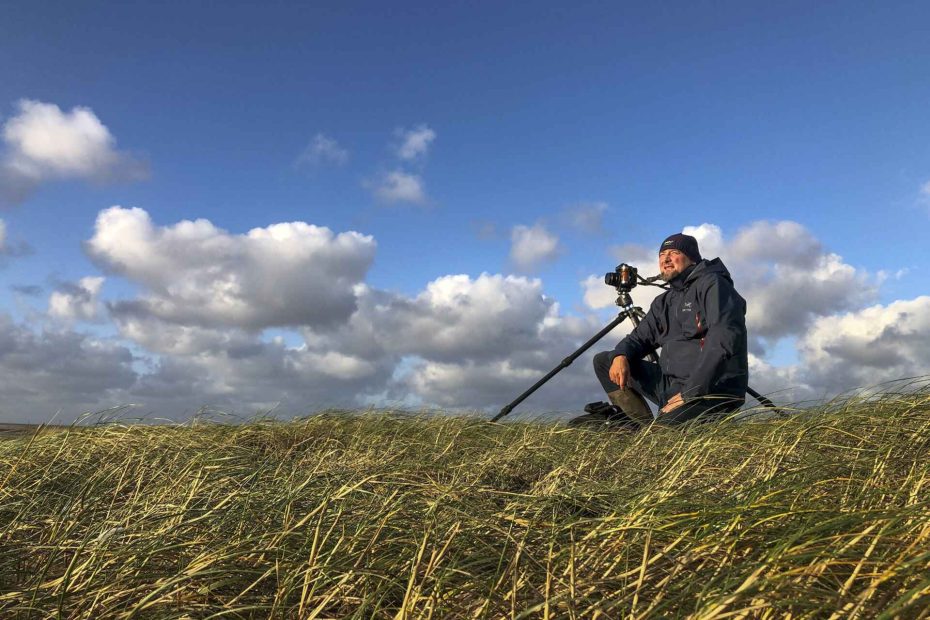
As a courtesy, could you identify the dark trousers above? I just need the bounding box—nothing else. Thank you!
[593,351,743,426]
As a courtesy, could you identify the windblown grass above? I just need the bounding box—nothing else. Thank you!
[1,390,929,618]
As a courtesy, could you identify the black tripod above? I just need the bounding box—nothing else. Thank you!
[491,269,777,422]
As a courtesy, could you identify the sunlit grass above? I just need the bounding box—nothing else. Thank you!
[1,388,929,618]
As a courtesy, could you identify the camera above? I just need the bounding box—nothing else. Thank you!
[604,263,638,290]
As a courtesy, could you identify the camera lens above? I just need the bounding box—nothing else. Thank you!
[605,264,638,289]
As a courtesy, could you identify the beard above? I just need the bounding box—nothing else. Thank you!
[659,263,691,282]
[659,267,679,282]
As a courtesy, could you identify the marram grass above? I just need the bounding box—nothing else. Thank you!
[1,392,930,618]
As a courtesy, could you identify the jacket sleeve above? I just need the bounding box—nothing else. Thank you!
[681,276,746,398]
[612,298,662,362]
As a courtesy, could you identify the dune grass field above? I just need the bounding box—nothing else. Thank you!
[1,388,929,619]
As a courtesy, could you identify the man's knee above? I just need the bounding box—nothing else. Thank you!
[593,351,612,373]
[593,351,614,383]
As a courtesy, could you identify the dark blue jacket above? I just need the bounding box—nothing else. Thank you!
[612,258,748,401]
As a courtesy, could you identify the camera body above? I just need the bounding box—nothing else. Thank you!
[604,263,638,290]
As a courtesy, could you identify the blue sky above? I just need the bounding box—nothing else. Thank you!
[1,2,929,422]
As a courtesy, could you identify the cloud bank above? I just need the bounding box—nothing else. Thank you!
[2,213,927,423]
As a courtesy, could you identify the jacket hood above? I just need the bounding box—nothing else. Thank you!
[669,258,733,289]
[687,257,733,283]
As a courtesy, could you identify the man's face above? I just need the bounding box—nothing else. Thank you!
[658,249,694,282]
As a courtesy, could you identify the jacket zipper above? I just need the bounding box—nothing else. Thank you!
[697,312,705,350]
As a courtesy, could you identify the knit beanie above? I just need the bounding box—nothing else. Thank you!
[658,233,702,263]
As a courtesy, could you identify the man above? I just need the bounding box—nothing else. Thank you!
[570,233,748,428]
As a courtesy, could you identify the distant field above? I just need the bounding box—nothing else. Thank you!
[0,423,68,435]
[1,392,929,618]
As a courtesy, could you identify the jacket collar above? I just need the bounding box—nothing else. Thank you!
[668,263,698,290]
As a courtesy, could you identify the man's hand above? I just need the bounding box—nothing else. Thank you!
[608,355,630,389]
[660,393,685,414]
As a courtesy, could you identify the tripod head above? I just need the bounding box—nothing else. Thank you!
[604,263,668,307]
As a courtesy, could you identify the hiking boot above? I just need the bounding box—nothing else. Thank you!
[607,388,654,427]
[567,401,638,430]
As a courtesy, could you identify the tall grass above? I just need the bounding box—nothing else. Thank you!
[1,390,929,618]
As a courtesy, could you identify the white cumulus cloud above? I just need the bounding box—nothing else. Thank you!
[297,133,349,167]
[581,275,617,310]
[510,223,562,272]
[371,170,428,205]
[85,206,376,330]
[395,124,436,160]
[724,221,875,344]
[682,223,726,259]
[353,273,601,410]
[49,276,105,322]
[793,296,930,395]
[746,296,930,403]
[365,273,555,361]
[1,100,147,206]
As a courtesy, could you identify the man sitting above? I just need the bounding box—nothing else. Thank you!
[570,233,749,428]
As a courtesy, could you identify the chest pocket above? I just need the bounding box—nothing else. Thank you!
[677,299,704,339]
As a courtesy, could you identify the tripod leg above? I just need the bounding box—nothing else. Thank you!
[628,307,660,365]
[492,312,631,422]
[746,387,781,415]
